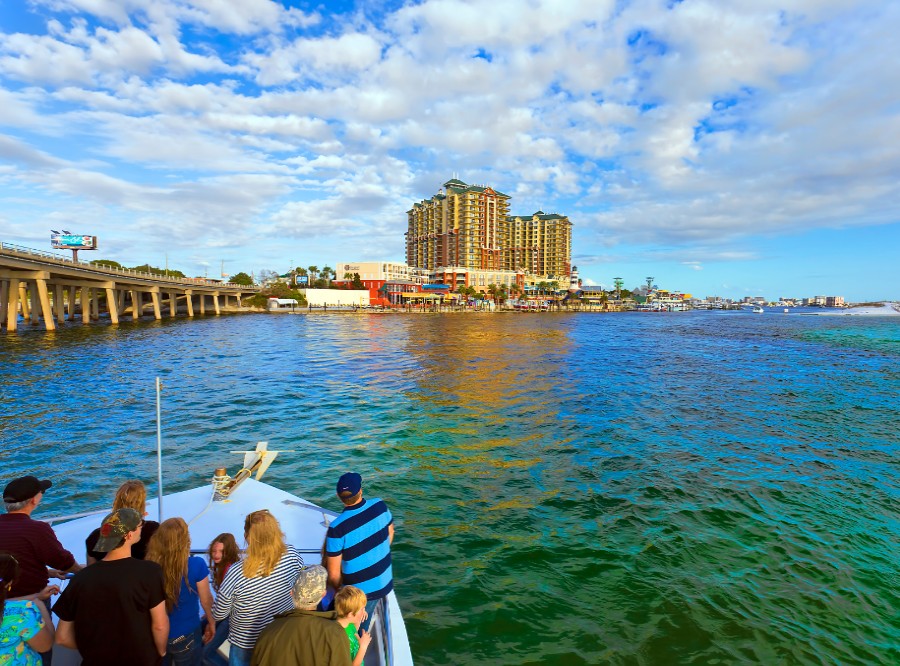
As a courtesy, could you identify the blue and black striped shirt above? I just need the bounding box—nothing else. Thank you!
[325,497,393,599]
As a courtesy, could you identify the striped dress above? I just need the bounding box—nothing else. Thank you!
[211,546,304,649]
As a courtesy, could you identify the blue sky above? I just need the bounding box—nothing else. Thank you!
[1,0,898,301]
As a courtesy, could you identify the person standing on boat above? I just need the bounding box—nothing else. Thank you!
[53,507,169,665]
[249,565,350,666]
[203,533,239,666]
[212,510,304,666]
[146,518,215,666]
[0,552,56,665]
[0,475,81,666]
[325,473,394,632]
[85,480,159,563]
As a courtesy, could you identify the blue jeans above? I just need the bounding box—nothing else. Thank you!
[228,645,254,666]
[359,597,381,633]
[202,616,229,666]
[164,625,202,666]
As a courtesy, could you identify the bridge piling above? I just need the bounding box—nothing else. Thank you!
[150,291,161,320]
[0,280,7,327]
[6,279,19,332]
[54,285,64,324]
[18,283,29,321]
[106,287,119,324]
[36,279,55,331]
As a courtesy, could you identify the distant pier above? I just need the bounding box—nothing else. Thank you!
[0,243,258,332]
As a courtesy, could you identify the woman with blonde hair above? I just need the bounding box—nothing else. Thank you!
[146,518,214,666]
[211,510,303,666]
[85,480,159,562]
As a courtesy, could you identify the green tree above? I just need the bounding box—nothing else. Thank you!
[321,265,333,285]
[351,273,364,290]
[228,272,254,286]
[243,281,307,308]
[130,263,186,278]
[307,265,318,283]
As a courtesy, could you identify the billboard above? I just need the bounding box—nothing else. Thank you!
[298,275,308,284]
[51,234,98,250]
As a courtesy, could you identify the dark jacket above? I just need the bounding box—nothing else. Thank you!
[250,609,352,666]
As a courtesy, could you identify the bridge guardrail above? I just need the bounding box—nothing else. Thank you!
[0,241,257,290]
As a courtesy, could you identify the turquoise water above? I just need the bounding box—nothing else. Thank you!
[1,312,898,664]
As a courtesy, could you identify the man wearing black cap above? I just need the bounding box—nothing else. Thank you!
[0,475,82,665]
[324,472,395,633]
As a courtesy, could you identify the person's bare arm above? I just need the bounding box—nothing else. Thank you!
[149,601,169,657]
[353,629,372,666]
[197,577,216,642]
[26,601,55,653]
[326,553,343,591]
[388,523,395,545]
[55,620,77,649]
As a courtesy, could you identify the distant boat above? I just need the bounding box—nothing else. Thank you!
[753,306,764,314]
[784,308,789,313]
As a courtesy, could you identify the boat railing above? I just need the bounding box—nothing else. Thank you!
[378,596,393,666]
[41,508,108,526]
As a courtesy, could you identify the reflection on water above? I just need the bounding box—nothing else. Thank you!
[1,312,898,665]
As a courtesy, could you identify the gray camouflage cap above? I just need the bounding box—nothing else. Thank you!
[292,565,328,606]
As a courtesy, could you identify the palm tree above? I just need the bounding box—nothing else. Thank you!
[307,266,318,283]
[321,265,333,285]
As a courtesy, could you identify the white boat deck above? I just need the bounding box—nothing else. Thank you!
[47,477,413,665]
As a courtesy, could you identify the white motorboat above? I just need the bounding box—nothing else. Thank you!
[752,306,764,314]
[44,442,414,666]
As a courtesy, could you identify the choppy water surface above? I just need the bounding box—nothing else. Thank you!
[1,312,898,665]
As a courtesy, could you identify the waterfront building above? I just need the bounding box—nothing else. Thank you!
[826,296,845,307]
[406,178,572,280]
[431,266,523,294]
[332,261,427,306]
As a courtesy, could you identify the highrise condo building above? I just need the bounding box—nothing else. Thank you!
[406,178,572,279]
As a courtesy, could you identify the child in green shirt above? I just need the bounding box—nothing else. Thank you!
[335,586,372,666]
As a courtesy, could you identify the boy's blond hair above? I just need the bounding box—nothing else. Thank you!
[334,585,367,618]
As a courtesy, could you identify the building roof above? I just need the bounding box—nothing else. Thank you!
[508,213,569,221]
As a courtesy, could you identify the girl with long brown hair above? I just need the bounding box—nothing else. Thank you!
[202,533,240,666]
[210,510,303,666]
[207,533,239,592]
[146,518,214,666]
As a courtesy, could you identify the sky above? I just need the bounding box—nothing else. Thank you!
[1,0,898,302]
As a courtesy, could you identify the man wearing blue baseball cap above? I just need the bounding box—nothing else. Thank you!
[325,472,394,632]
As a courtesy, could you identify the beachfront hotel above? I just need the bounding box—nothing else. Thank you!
[406,178,572,281]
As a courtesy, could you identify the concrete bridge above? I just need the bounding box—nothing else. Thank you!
[1,242,259,332]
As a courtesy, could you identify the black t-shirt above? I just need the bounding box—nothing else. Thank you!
[85,520,159,561]
[53,557,166,666]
